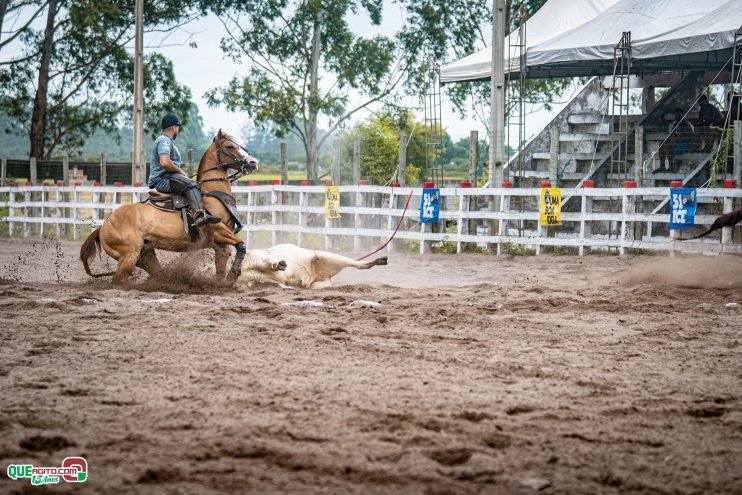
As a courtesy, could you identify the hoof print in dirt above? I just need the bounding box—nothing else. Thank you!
[137,467,181,484]
[482,432,511,450]
[686,406,727,418]
[427,448,473,466]
[505,404,536,415]
[19,435,75,452]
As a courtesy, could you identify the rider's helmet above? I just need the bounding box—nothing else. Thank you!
[161,113,182,130]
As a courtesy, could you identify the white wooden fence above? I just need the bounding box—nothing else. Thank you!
[1,184,740,255]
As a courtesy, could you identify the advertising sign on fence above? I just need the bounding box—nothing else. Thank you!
[539,187,562,227]
[419,188,440,224]
[324,186,341,219]
[670,187,696,229]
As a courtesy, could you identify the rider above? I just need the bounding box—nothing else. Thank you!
[148,113,221,227]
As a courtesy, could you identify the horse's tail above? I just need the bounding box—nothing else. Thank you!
[680,207,742,241]
[80,227,115,278]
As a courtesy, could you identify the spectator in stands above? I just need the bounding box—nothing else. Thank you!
[657,108,693,172]
[697,94,724,151]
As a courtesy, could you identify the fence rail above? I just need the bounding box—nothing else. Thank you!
[0,184,740,256]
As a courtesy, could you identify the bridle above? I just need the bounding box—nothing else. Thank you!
[197,136,258,184]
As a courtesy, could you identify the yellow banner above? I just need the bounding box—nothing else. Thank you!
[539,187,561,226]
[324,186,341,219]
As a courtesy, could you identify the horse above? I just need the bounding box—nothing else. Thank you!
[679,207,742,240]
[80,130,257,285]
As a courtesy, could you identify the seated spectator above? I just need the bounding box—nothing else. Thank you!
[697,94,724,151]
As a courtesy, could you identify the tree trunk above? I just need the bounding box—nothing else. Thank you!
[0,1,8,45]
[305,5,321,181]
[30,0,57,160]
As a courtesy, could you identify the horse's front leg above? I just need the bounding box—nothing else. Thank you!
[210,223,246,282]
[213,244,231,279]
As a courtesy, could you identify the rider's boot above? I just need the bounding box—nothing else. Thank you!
[193,209,221,227]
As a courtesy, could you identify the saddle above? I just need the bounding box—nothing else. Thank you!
[144,191,199,242]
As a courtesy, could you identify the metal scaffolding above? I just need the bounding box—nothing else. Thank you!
[423,60,444,183]
[506,1,528,185]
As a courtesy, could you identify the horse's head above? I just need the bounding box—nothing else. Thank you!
[212,129,259,175]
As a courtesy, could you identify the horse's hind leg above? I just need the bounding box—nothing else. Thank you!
[136,241,161,278]
[112,245,142,285]
[213,245,230,279]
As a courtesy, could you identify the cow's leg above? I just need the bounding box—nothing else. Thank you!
[247,249,288,273]
[312,252,387,279]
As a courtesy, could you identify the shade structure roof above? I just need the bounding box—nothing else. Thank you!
[439,0,619,83]
[440,0,742,82]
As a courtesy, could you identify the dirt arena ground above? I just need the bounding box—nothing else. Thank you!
[0,237,741,494]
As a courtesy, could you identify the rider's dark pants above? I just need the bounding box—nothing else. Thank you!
[166,173,204,213]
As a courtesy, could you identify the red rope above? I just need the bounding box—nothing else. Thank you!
[356,189,414,261]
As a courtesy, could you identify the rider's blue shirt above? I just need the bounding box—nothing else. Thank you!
[148,134,182,190]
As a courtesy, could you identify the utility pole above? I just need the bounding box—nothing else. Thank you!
[132,0,144,184]
[489,0,506,188]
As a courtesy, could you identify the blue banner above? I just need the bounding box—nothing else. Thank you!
[670,187,696,230]
[419,188,440,224]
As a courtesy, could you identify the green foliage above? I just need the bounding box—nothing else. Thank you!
[0,0,200,158]
[501,241,535,256]
[205,1,398,178]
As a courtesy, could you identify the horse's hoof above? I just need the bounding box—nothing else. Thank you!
[273,260,287,271]
[227,271,240,282]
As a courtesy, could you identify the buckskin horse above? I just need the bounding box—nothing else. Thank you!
[80,130,257,285]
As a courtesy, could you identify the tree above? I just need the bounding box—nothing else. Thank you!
[0,0,201,159]
[206,0,403,181]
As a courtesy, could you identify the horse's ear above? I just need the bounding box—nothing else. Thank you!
[217,129,223,139]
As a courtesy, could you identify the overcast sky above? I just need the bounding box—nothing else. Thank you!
[150,10,488,141]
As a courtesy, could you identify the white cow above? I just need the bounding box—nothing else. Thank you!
[241,244,387,289]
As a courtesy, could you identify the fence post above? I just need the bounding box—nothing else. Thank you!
[246,190,255,248]
[23,188,30,238]
[354,183,365,251]
[549,126,559,184]
[30,157,37,185]
[497,187,511,255]
[722,195,733,248]
[457,189,466,254]
[100,153,107,185]
[298,190,307,247]
[399,133,407,186]
[73,187,80,240]
[621,189,636,256]
[1,158,7,186]
[352,138,361,183]
[271,185,279,246]
[40,186,47,238]
[734,121,741,187]
[579,186,593,256]
[55,185,62,240]
[8,188,15,237]
[187,149,194,177]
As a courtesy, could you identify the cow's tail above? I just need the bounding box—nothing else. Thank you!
[80,227,115,277]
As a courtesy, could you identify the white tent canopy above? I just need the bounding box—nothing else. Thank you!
[439,0,619,83]
[441,0,742,82]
